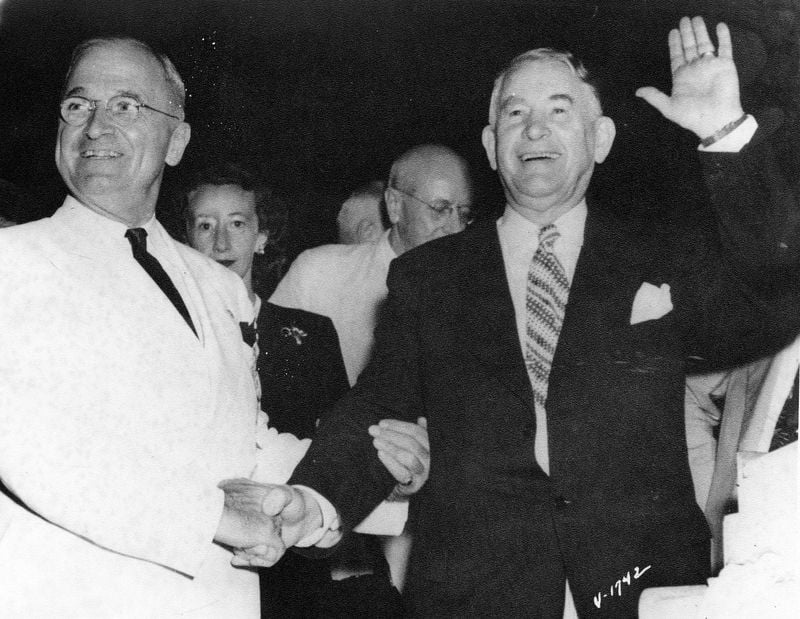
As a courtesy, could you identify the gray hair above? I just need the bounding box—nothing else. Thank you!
[487,48,602,127]
[64,37,186,119]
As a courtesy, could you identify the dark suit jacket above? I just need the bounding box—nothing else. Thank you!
[256,301,350,440]
[291,130,800,618]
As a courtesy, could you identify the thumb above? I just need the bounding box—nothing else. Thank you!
[417,417,428,429]
[261,486,293,516]
[635,87,670,116]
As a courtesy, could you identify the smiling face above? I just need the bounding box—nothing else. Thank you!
[55,40,190,226]
[482,57,615,225]
[185,183,267,292]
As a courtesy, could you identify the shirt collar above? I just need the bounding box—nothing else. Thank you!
[58,195,160,255]
[498,200,587,251]
[61,195,157,230]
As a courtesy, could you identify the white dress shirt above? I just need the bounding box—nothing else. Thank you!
[270,229,397,385]
[497,201,586,474]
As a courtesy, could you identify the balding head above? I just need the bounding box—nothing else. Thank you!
[337,180,387,244]
[385,144,473,255]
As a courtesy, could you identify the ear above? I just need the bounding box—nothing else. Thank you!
[592,116,616,164]
[254,231,268,255]
[481,125,498,171]
[384,187,401,225]
[165,122,191,167]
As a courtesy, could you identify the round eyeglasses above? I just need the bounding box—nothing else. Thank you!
[392,187,474,225]
[59,95,181,127]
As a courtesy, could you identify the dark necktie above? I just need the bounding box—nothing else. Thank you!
[125,228,197,337]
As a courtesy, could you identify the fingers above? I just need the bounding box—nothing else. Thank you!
[716,22,732,59]
[372,418,430,451]
[679,16,699,63]
[231,544,283,568]
[668,28,683,74]
[691,16,714,57]
[376,449,413,485]
[670,16,718,73]
[371,429,428,476]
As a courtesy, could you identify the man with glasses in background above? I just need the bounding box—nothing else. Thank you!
[272,143,473,388]
[270,143,472,590]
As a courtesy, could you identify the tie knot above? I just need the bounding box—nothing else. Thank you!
[538,224,559,249]
[125,227,148,254]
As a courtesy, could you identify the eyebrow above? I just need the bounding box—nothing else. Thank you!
[499,94,524,110]
[549,93,575,105]
[62,87,144,101]
[500,92,575,109]
[193,211,252,218]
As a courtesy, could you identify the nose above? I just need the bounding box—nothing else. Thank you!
[213,226,231,253]
[524,113,550,140]
[84,105,114,139]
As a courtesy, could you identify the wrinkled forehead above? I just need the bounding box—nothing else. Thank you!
[505,58,590,101]
[65,40,169,100]
[490,57,600,122]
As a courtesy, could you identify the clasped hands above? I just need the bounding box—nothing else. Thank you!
[216,417,429,568]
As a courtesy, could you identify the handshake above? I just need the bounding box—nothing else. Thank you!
[215,417,429,568]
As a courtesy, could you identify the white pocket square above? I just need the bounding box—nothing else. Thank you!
[630,282,673,325]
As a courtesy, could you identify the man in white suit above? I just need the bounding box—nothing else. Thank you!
[0,37,428,618]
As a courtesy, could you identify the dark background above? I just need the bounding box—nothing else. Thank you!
[0,0,797,254]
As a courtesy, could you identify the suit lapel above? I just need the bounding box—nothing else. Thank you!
[556,207,650,355]
[456,222,534,408]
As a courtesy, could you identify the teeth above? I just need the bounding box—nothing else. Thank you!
[522,152,558,161]
[81,150,122,158]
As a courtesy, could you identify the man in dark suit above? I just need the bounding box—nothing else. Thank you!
[257,16,800,617]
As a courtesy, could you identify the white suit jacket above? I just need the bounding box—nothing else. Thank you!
[0,199,297,618]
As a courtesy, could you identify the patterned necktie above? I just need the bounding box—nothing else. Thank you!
[525,224,569,409]
[125,228,197,337]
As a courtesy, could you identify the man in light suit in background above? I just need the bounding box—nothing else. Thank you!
[259,16,800,617]
[0,37,429,617]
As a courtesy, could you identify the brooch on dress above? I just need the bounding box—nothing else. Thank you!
[280,324,307,345]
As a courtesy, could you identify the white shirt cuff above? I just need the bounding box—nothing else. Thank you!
[292,485,340,547]
[698,115,758,153]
